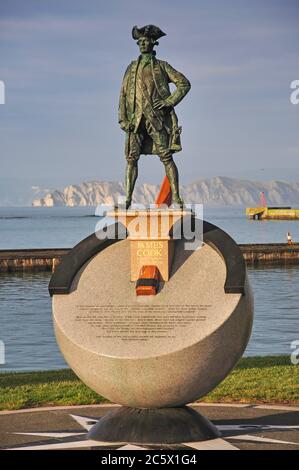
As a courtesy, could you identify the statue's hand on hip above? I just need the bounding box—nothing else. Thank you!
[153,98,170,110]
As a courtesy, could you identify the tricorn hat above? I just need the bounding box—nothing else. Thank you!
[132,25,166,41]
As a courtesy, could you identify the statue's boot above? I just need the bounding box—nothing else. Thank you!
[164,159,184,209]
[125,162,138,209]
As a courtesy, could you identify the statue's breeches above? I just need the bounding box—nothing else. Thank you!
[125,116,173,164]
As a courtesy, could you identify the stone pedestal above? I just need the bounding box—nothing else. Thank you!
[107,209,191,281]
[87,406,220,444]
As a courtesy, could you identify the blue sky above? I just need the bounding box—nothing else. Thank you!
[0,0,298,186]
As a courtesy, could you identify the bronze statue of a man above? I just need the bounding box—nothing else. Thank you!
[118,25,191,209]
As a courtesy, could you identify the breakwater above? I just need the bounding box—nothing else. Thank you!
[240,243,299,265]
[1,244,299,272]
[0,249,69,272]
[246,207,299,220]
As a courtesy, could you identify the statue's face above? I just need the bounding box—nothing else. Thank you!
[137,36,154,54]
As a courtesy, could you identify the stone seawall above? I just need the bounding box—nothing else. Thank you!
[239,243,299,265]
[1,244,299,272]
[0,249,69,272]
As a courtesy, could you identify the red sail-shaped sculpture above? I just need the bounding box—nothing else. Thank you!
[155,176,172,207]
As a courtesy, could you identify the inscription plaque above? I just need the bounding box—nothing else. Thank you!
[75,304,209,342]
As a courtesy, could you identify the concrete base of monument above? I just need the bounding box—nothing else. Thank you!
[49,217,253,447]
[86,406,220,444]
[3,403,299,450]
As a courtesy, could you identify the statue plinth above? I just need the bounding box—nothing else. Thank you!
[107,208,192,281]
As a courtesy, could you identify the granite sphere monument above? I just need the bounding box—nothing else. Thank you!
[50,215,253,444]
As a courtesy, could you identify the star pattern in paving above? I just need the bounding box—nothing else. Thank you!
[6,414,299,450]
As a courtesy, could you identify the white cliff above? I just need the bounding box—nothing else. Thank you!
[32,177,299,207]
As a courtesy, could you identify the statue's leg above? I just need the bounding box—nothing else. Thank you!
[162,156,184,209]
[125,130,142,209]
[145,123,184,208]
[125,160,138,209]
